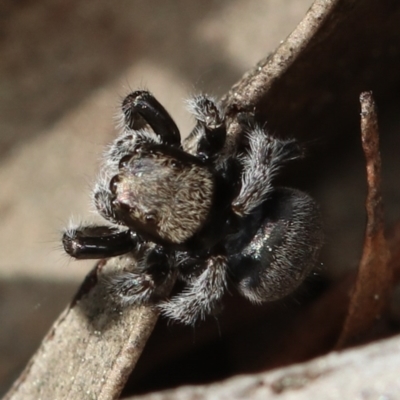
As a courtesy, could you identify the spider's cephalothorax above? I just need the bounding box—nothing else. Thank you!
[63,90,323,325]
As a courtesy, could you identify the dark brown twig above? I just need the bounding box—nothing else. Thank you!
[336,91,392,348]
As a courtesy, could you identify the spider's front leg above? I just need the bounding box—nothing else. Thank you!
[121,90,181,146]
[158,252,228,325]
[63,225,174,304]
[228,187,323,303]
[62,225,137,259]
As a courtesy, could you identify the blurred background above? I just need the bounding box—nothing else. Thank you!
[1,0,400,397]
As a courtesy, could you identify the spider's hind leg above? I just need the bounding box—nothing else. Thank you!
[229,187,323,304]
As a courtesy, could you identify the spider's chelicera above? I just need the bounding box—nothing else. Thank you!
[62,90,323,325]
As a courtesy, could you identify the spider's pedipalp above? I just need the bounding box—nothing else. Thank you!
[92,175,118,224]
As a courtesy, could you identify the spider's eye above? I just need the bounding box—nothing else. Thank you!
[133,145,141,154]
[145,213,158,225]
[110,175,120,194]
[119,155,132,169]
[197,152,209,163]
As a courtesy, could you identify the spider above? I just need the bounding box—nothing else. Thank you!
[62,90,323,325]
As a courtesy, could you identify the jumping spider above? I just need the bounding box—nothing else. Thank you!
[63,90,323,325]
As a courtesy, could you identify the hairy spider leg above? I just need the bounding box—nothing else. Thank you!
[158,252,228,325]
[232,122,303,216]
[63,224,175,303]
[62,225,137,259]
[122,91,181,146]
[185,95,226,161]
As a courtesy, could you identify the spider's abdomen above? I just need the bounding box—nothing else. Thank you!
[109,144,215,246]
[228,187,323,303]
